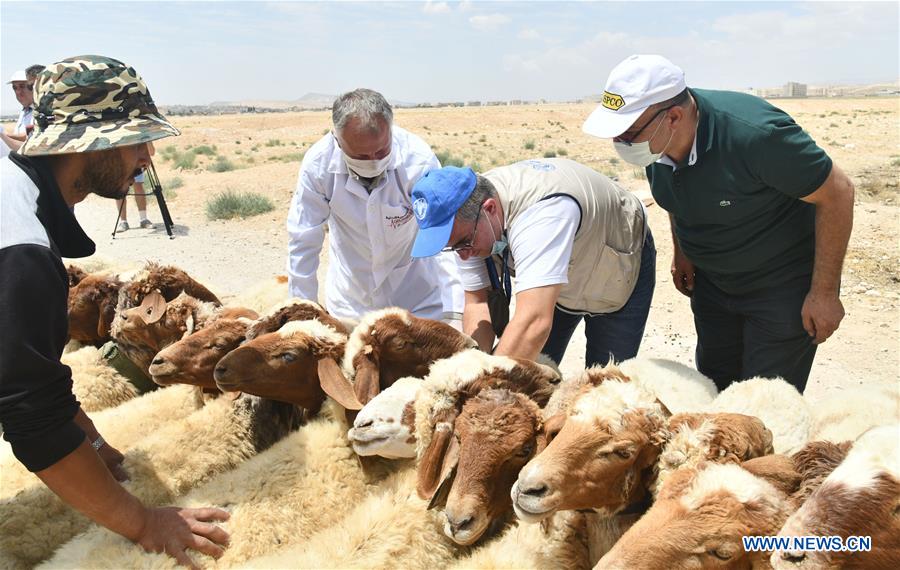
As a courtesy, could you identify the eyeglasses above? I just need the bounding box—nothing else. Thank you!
[442,206,482,253]
[614,105,675,146]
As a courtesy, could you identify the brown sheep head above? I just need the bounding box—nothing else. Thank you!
[66,264,88,288]
[653,412,775,495]
[772,426,899,570]
[246,299,349,340]
[418,388,543,546]
[67,272,123,345]
[597,459,799,570]
[149,315,258,389]
[116,262,221,313]
[336,308,478,409]
[512,372,668,522]
[111,291,217,373]
[213,319,354,414]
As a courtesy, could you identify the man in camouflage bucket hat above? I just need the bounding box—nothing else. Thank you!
[0,56,230,567]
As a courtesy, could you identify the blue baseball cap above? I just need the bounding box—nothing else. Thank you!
[411,166,477,258]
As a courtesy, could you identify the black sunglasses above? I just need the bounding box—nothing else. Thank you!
[614,105,676,146]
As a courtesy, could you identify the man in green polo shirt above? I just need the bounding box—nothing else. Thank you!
[583,54,854,392]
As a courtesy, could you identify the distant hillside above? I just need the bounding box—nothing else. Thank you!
[207,92,417,110]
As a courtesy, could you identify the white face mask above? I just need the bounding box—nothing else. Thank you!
[344,150,392,179]
[613,115,674,168]
[485,208,508,257]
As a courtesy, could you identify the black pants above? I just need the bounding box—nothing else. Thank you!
[691,271,817,393]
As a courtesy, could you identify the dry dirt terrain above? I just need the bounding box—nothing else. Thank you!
[28,98,898,404]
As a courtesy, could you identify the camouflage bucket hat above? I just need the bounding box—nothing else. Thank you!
[20,55,179,156]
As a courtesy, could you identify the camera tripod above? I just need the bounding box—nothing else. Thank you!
[112,159,175,239]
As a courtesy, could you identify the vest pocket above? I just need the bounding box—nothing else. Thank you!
[581,245,641,312]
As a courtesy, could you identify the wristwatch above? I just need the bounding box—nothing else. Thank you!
[91,435,106,451]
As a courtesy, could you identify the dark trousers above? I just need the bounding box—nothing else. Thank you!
[542,231,656,368]
[691,271,817,393]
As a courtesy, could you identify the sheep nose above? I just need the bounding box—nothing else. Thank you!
[214,364,228,379]
[447,514,473,535]
[520,483,549,498]
[354,418,374,429]
[780,550,807,564]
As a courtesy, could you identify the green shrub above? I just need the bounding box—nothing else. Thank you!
[173,152,196,170]
[205,190,274,220]
[193,145,216,156]
[632,169,647,180]
[557,148,568,156]
[435,150,465,167]
[524,140,535,150]
[609,157,620,165]
[265,139,283,147]
[163,176,184,190]
[322,128,330,135]
[478,135,487,143]
[891,158,900,167]
[269,152,305,163]
[208,156,236,172]
[543,150,557,158]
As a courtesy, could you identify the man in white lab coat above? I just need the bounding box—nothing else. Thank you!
[287,88,463,322]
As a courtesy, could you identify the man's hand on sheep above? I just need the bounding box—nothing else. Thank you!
[136,506,231,569]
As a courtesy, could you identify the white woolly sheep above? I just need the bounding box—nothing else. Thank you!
[2,391,300,567]
[40,402,400,569]
[809,384,900,443]
[61,345,140,412]
[707,376,812,454]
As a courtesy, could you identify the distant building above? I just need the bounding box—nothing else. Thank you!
[466,101,482,107]
[783,82,808,98]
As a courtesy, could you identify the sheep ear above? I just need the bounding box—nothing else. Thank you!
[97,295,118,340]
[417,419,455,501]
[539,413,566,453]
[138,291,167,324]
[353,354,381,405]
[318,358,364,411]
[741,454,801,497]
[428,435,459,510]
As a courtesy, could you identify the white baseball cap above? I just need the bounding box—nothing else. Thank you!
[7,70,27,84]
[583,54,686,139]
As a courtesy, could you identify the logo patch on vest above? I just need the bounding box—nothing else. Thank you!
[412,198,428,220]
[719,200,732,207]
[602,91,625,111]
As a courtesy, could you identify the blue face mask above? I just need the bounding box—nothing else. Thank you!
[486,210,508,256]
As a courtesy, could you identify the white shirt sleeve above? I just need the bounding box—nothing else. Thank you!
[286,163,329,301]
[507,196,580,293]
[457,255,492,292]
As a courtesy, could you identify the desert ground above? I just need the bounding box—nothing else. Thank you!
[25,97,898,403]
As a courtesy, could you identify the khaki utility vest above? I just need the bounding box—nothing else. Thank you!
[484,158,645,314]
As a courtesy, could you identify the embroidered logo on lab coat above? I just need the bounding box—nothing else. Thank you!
[387,206,414,229]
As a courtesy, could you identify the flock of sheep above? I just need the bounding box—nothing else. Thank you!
[0,260,897,569]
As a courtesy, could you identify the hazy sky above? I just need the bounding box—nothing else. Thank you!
[2,1,898,114]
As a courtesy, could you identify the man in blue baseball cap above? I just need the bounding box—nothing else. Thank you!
[411,159,655,367]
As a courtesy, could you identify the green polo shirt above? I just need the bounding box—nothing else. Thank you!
[647,88,832,295]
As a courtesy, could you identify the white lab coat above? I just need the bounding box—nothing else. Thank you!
[286,127,463,321]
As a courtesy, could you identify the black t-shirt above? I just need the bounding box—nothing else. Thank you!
[0,153,96,472]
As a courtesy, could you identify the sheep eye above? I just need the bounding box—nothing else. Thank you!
[279,353,297,363]
[709,546,733,561]
[390,338,408,350]
[517,441,535,458]
[615,448,634,460]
